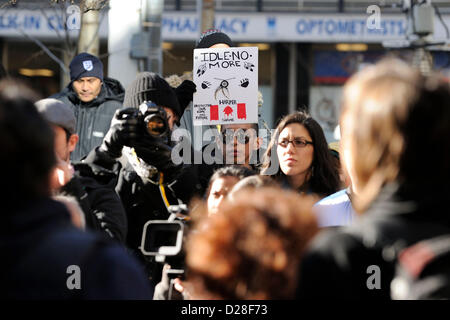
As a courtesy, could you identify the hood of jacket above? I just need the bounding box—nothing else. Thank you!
[2,198,71,237]
[55,77,125,108]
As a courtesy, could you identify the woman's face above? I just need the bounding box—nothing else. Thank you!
[207,176,239,216]
[276,123,314,179]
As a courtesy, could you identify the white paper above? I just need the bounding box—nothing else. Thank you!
[192,46,258,126]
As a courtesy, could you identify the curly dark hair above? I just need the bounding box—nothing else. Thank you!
[185,187,318,299]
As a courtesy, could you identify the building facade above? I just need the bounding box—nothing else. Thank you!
[2,0,450,140]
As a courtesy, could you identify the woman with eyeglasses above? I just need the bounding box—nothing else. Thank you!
[261,111,340,199]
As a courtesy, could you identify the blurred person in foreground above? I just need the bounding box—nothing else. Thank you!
[0,79,151,299]
[36,98,127,243]
[53,194,86,230]
[228,174,280,200]
[296,58,450,299]
[183,187,318,299]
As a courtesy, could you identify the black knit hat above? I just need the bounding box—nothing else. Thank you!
[123,72,182,118]
[195,29,234,49]
[69,52,104,81]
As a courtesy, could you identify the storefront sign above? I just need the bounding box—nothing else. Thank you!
[162,12,450,43]
[0,9,448,43]
[0,9,107,39]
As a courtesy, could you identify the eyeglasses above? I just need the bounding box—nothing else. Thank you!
[278,138,313,148]
[221,129,253,144]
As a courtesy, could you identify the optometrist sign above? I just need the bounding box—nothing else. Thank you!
[192,46,258,126]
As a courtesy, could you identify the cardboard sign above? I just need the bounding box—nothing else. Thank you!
[192,46,258,126]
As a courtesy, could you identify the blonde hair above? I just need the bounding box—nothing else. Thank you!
[341,58,450,212]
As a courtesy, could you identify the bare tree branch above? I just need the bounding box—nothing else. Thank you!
[47,45,70,53]
[17,28,69,74]
[22,50,46,66]
[39,7,64,41]
[82,5,107,53]
[83,0,108,13]
[22,46,70,67]
[59,0,77,54]
[0,0,15,10]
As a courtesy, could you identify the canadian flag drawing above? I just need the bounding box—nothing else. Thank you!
[237,103,246,120]
[193,46,258,125]
[210,105,219,120]
[209,104,247,121]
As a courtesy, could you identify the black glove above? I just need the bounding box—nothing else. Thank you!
[174,80,196,111]
[100,108,140,158]
[132,135,182,181]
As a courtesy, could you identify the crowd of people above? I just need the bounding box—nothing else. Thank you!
[1,29,450,300]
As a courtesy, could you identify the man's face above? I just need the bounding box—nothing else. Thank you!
[219,123,261,167]
[52,125,78,162]
[72,77,102,103]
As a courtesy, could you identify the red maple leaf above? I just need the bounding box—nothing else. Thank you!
[223,106,233,117]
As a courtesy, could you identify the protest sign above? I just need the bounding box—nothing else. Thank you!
[192,46,258,126]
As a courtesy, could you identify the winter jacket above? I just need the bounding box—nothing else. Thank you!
[51,77,125,161]
[60,161,128,243]
[84,146,205,285]
[296,183,450,299]
[1,197,152,299]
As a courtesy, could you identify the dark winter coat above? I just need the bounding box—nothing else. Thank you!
[60,161,128,243]
[296,183,450,299]
[51,77,125,161]
[84,147,205,284]
[1,197,152,299]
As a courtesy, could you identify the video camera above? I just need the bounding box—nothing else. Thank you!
[139,204,189,279]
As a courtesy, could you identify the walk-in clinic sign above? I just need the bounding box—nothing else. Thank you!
[193,46,258,126]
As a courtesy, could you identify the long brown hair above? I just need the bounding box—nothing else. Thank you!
[340,58,450,212]
[261,111,340,197]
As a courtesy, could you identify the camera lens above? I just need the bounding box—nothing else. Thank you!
[144,114,167,137]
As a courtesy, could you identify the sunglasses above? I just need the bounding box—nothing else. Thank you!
[278,138,313,148]
[221,129,253,144]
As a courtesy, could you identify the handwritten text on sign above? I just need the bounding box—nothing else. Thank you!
[193,46,258,126]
